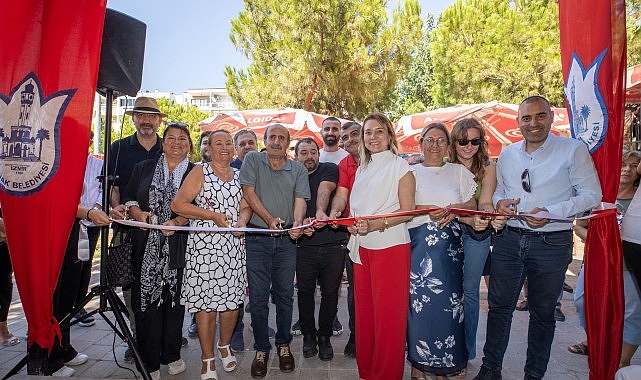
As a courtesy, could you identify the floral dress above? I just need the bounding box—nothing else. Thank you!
[406,163,476,376]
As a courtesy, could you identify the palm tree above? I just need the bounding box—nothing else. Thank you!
[36,128,50,160]
[580,105,591,133]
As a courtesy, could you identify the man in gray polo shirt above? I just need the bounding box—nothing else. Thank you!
[239,123,310,378]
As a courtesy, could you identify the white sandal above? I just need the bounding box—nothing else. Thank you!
[217,343,237,372]
[200,358,217,380]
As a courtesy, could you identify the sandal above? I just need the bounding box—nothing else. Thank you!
[200,358,217,380]
[0,321,21,346]
[217,343,237,372]
[568,341,588,356]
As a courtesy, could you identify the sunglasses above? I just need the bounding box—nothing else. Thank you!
[457,138,482,146]
[521,169,531,193]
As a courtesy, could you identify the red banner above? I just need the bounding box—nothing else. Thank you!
[0,1,107,350]
[559,1,626,379]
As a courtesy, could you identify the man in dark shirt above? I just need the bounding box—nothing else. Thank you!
[107,96,164,363]
[230,129,257,169]
[294,137,347,361]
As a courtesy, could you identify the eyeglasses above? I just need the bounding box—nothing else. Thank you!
[421,137,448,147]
[521,169,531,193]
[133,112,159,119]
[457,138,482,146]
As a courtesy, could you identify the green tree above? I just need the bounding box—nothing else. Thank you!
[628,0,641,66]
[430,0,563,107]
[389,15,435,121]
[226,0,423,119]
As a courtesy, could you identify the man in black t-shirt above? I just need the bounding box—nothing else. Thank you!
[294,138,347,361]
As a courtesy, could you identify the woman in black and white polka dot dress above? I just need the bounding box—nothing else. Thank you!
[172,130,252,379]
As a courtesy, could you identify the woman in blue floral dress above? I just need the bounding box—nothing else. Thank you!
[407,123,477,379]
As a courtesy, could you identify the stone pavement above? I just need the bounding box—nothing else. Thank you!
[1,242,638,379]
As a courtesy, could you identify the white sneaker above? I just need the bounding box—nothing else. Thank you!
[51,366,75,377]
[149,370,161,380]
[167,358,186,375]
[64,353,88,366]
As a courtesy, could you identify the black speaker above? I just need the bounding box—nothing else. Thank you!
[97,9,146,97]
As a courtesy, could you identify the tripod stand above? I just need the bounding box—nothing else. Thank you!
[1,89,151,380]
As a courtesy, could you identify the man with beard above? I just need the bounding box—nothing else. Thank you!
[328,121,361,358]
[198,132,211,163]
[294,138,346,361]
[239,124,310,378]
[231,129,258,169]
[473,96,602,380]
[319,117,349,165]
[108,97,165,363]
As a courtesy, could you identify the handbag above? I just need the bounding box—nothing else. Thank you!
[106,226,135,287]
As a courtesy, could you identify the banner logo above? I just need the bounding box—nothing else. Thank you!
[0,73,75,196]
[563,51,608,153]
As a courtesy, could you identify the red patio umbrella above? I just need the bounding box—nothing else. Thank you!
[626,64,641,104]
[396,102,569,158]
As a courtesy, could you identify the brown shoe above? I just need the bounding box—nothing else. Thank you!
[251,351,268,378]
[277,344,295,372]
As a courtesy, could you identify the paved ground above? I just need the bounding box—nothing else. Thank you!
[1,240,638,379]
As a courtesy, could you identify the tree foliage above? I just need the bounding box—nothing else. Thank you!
[388,15,435,121]
[628,0,641,66]
[225,0,423,119]
[103,98,209,161]
[430,0,563,107]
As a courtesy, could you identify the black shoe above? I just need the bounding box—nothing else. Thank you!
[302,334,318,358]
[123,348,134,364]
[332,317,343,336]
[554,307,566,322]
[181,336,188,348]
[344,334,356,358]
[473,366,502,380]
[563,282,574,294]
[318,335,333,361]
[73,309,95,327]
[524,374,542,380]
[291,320,301,335]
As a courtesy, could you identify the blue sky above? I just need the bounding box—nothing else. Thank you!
[107,0,454,94]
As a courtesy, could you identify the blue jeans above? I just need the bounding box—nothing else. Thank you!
[246,234,297,352]
[481,227,572,378]
[462,232,491,360]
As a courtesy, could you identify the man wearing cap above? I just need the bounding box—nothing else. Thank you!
[108,96,164,363]
[109,96,164,216]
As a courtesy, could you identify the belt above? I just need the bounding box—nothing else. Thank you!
[506,226,571,236]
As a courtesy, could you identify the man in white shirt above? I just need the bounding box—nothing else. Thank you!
[319,117,349,165]
[474,96,602,380]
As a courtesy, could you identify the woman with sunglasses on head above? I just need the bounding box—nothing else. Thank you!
[449,118,496,367]
[407,123,477,380]
[122,122,195,380]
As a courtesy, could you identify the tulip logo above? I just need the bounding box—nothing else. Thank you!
[0,72,74,196]
[563,51,607,153]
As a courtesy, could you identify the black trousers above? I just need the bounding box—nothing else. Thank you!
[134,285,185,373]
[296,243,346,337]
[0,243,12,322]
[623,240,641,293]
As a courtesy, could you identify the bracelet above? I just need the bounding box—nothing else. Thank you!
[86,209,93,220]
[379,217,388,232]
